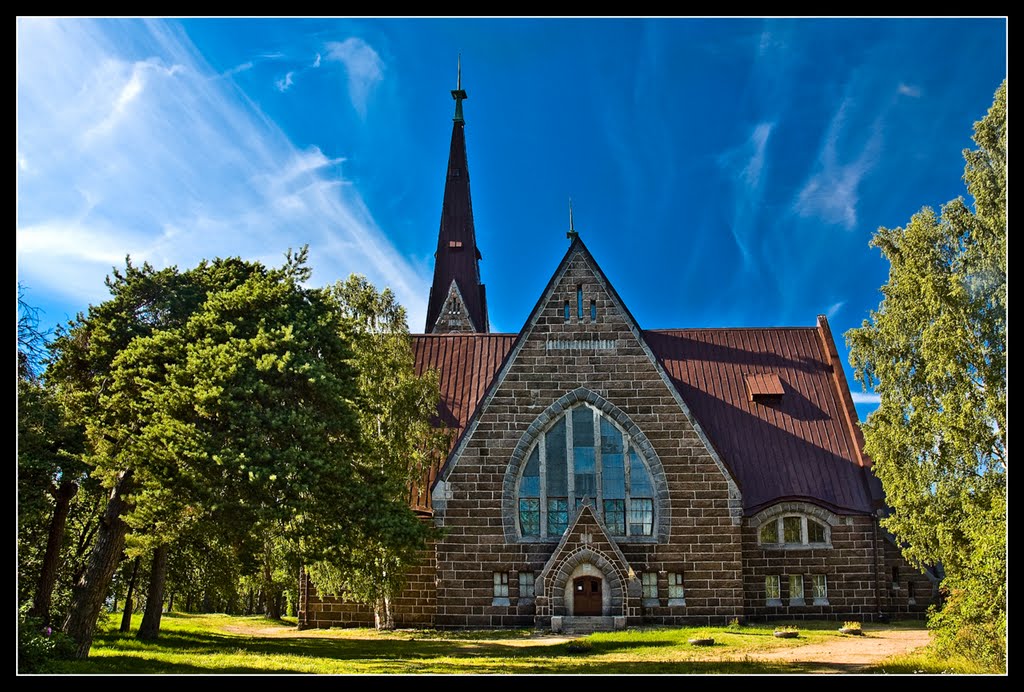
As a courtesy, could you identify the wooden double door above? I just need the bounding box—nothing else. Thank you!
[573,576,602,616]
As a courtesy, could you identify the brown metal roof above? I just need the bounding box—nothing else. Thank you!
[408,333,515,511]
[644,325,875,515]
[408,320,875,516]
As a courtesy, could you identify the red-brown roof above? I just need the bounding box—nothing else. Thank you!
[410,323,876,516]
[409,333,514,511]
[645,326,875,515]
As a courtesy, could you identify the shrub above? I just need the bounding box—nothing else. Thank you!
[18,610,77,673]
[565,638,593,654]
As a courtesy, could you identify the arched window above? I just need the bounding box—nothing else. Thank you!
[516,404,656,538]
[758,513,831,548]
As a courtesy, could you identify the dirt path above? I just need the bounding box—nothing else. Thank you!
[221,621,931,672]
[741,625,932,673]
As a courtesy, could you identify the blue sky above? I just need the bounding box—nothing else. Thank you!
[16,17,1007,421]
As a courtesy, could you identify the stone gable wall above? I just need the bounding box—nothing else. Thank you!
[432,251,745,627]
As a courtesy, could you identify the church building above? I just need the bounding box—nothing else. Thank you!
[298,67,936,631]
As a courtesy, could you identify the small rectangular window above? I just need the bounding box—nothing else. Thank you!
[519,572,535,599]
[577,285,583,320]
[811,574,828,605]
[589,299,596,322]
[494,572,509,597]
[493,572,510,606]
[907,580,916,605]
[641,572,658,604]
[563,300,570,322]
[759,521,778,544]
[765,575,781,605]
[891,566,900,590]
[668,572,685,601]
[789,574,805,605]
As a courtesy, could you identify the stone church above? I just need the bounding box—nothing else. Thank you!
[298,69,936,631]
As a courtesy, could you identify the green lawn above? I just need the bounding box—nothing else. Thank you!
[39,613,920,675]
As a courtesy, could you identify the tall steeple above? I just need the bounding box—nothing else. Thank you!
[424,57,489,334]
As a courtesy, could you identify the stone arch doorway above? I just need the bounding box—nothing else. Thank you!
[573,575,603,615]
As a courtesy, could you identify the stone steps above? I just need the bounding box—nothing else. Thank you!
[555,616,620,634]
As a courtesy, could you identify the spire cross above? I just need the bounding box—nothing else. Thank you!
[451,53,467,122]
[567,197,579,241]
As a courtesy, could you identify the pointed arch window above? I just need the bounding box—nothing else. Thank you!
[516,404,656,539]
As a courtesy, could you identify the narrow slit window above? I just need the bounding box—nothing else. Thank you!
[765,575,782,605]
[590,299,596,322]
[563,300,570,323]
[641,572,658,603]
[668,572,685,600]
[492,572,510,606]
[577,285,583,320]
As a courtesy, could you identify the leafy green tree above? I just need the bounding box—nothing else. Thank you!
[847,80,1006,670]
[17,285,88,627]
[50,251,368,656]
[307,276,445,629]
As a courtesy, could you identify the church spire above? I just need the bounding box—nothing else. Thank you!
[425,58,489,334]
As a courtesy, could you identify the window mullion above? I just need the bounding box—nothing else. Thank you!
[594,407,603,516]
[623,432,631,536]
[539,436,547,538]
[566,409,575,509]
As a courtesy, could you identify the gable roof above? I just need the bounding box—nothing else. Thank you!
[425,236,742,512]
[410,240,876,517]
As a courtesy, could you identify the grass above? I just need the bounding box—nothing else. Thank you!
[864,650,1003,675]
[38,613,919,675]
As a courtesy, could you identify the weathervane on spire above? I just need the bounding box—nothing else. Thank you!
[567,197,579,241]
[452,53,467,122]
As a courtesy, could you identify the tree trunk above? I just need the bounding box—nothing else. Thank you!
[62,469,134,659]
[30,479,79,626]
[266,588,282,620]
[119,556,141,632]
[137,544,168,640]
[374,593,394,630]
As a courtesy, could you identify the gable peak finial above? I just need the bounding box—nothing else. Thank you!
[451,53,467,122]
[567,196,579,242]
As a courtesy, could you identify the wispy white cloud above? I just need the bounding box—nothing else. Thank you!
[794,97,882,230]
[718,121,775,268]
[825,301,845,320]
[223,60,253,77]
[312,52,321,68]
[275,70,294,92]
[16,18,429,328]
[324,38,383,118]
[850,391,881,405]
[897,82,921,98]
